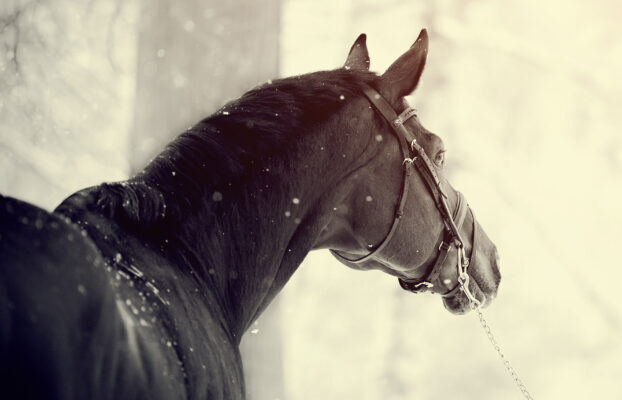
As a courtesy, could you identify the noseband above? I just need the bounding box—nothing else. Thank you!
[330,85,478,301]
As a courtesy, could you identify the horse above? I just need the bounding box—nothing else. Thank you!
[0,29,501,399]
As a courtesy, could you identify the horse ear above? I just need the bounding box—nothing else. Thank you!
[378,29,428,101]
[344,33,370,71]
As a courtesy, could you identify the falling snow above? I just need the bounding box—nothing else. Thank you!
[77,284,87,295]
[183,20,195,32]
[0,2,619,399]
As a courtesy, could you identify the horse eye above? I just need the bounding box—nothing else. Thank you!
[434,151,445,167]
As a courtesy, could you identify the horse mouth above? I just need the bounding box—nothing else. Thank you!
[441,275,495,315]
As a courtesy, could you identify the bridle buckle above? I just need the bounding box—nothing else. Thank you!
[414,281,434,290]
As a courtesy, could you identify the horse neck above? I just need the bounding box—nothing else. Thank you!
[143,126,367,341]
[55,104,373,343]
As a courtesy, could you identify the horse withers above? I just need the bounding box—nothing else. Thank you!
[0,30,500,399]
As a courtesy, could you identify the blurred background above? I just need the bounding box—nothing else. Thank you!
[1,0,620,398]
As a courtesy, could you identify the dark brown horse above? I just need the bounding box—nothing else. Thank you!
[0,30,500,399]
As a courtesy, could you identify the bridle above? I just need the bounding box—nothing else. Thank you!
[330,84,479,303]
[331,84,535,399]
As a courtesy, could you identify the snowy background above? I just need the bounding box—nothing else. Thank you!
[1,0,621,399]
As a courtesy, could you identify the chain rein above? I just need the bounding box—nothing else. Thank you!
[455,249,533,399]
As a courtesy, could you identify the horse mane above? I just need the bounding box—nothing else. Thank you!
[81,68,380,228]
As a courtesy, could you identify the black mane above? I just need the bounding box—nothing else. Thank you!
[71,69,379,227]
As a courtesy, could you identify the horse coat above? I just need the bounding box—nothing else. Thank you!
[0,194,244,399]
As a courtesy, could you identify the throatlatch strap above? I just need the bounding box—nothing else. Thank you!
[361,85,466,244]
[331,85,468,273]
[328,89,414,264]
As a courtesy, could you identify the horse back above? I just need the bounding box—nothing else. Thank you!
[0,195,186,399]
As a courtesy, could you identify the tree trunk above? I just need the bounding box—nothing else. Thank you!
[132,2,282,399]
[132,0,280,170]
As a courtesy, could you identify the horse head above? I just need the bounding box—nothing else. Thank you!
[315,30,501,314]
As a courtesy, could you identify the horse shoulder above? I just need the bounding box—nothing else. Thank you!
[0,195,188,399]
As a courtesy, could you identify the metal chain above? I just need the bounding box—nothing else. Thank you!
[456,247,534,399]
[469,298,534,399]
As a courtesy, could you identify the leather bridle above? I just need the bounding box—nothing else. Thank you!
[328,84,534,397]
[330,84,477,299]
